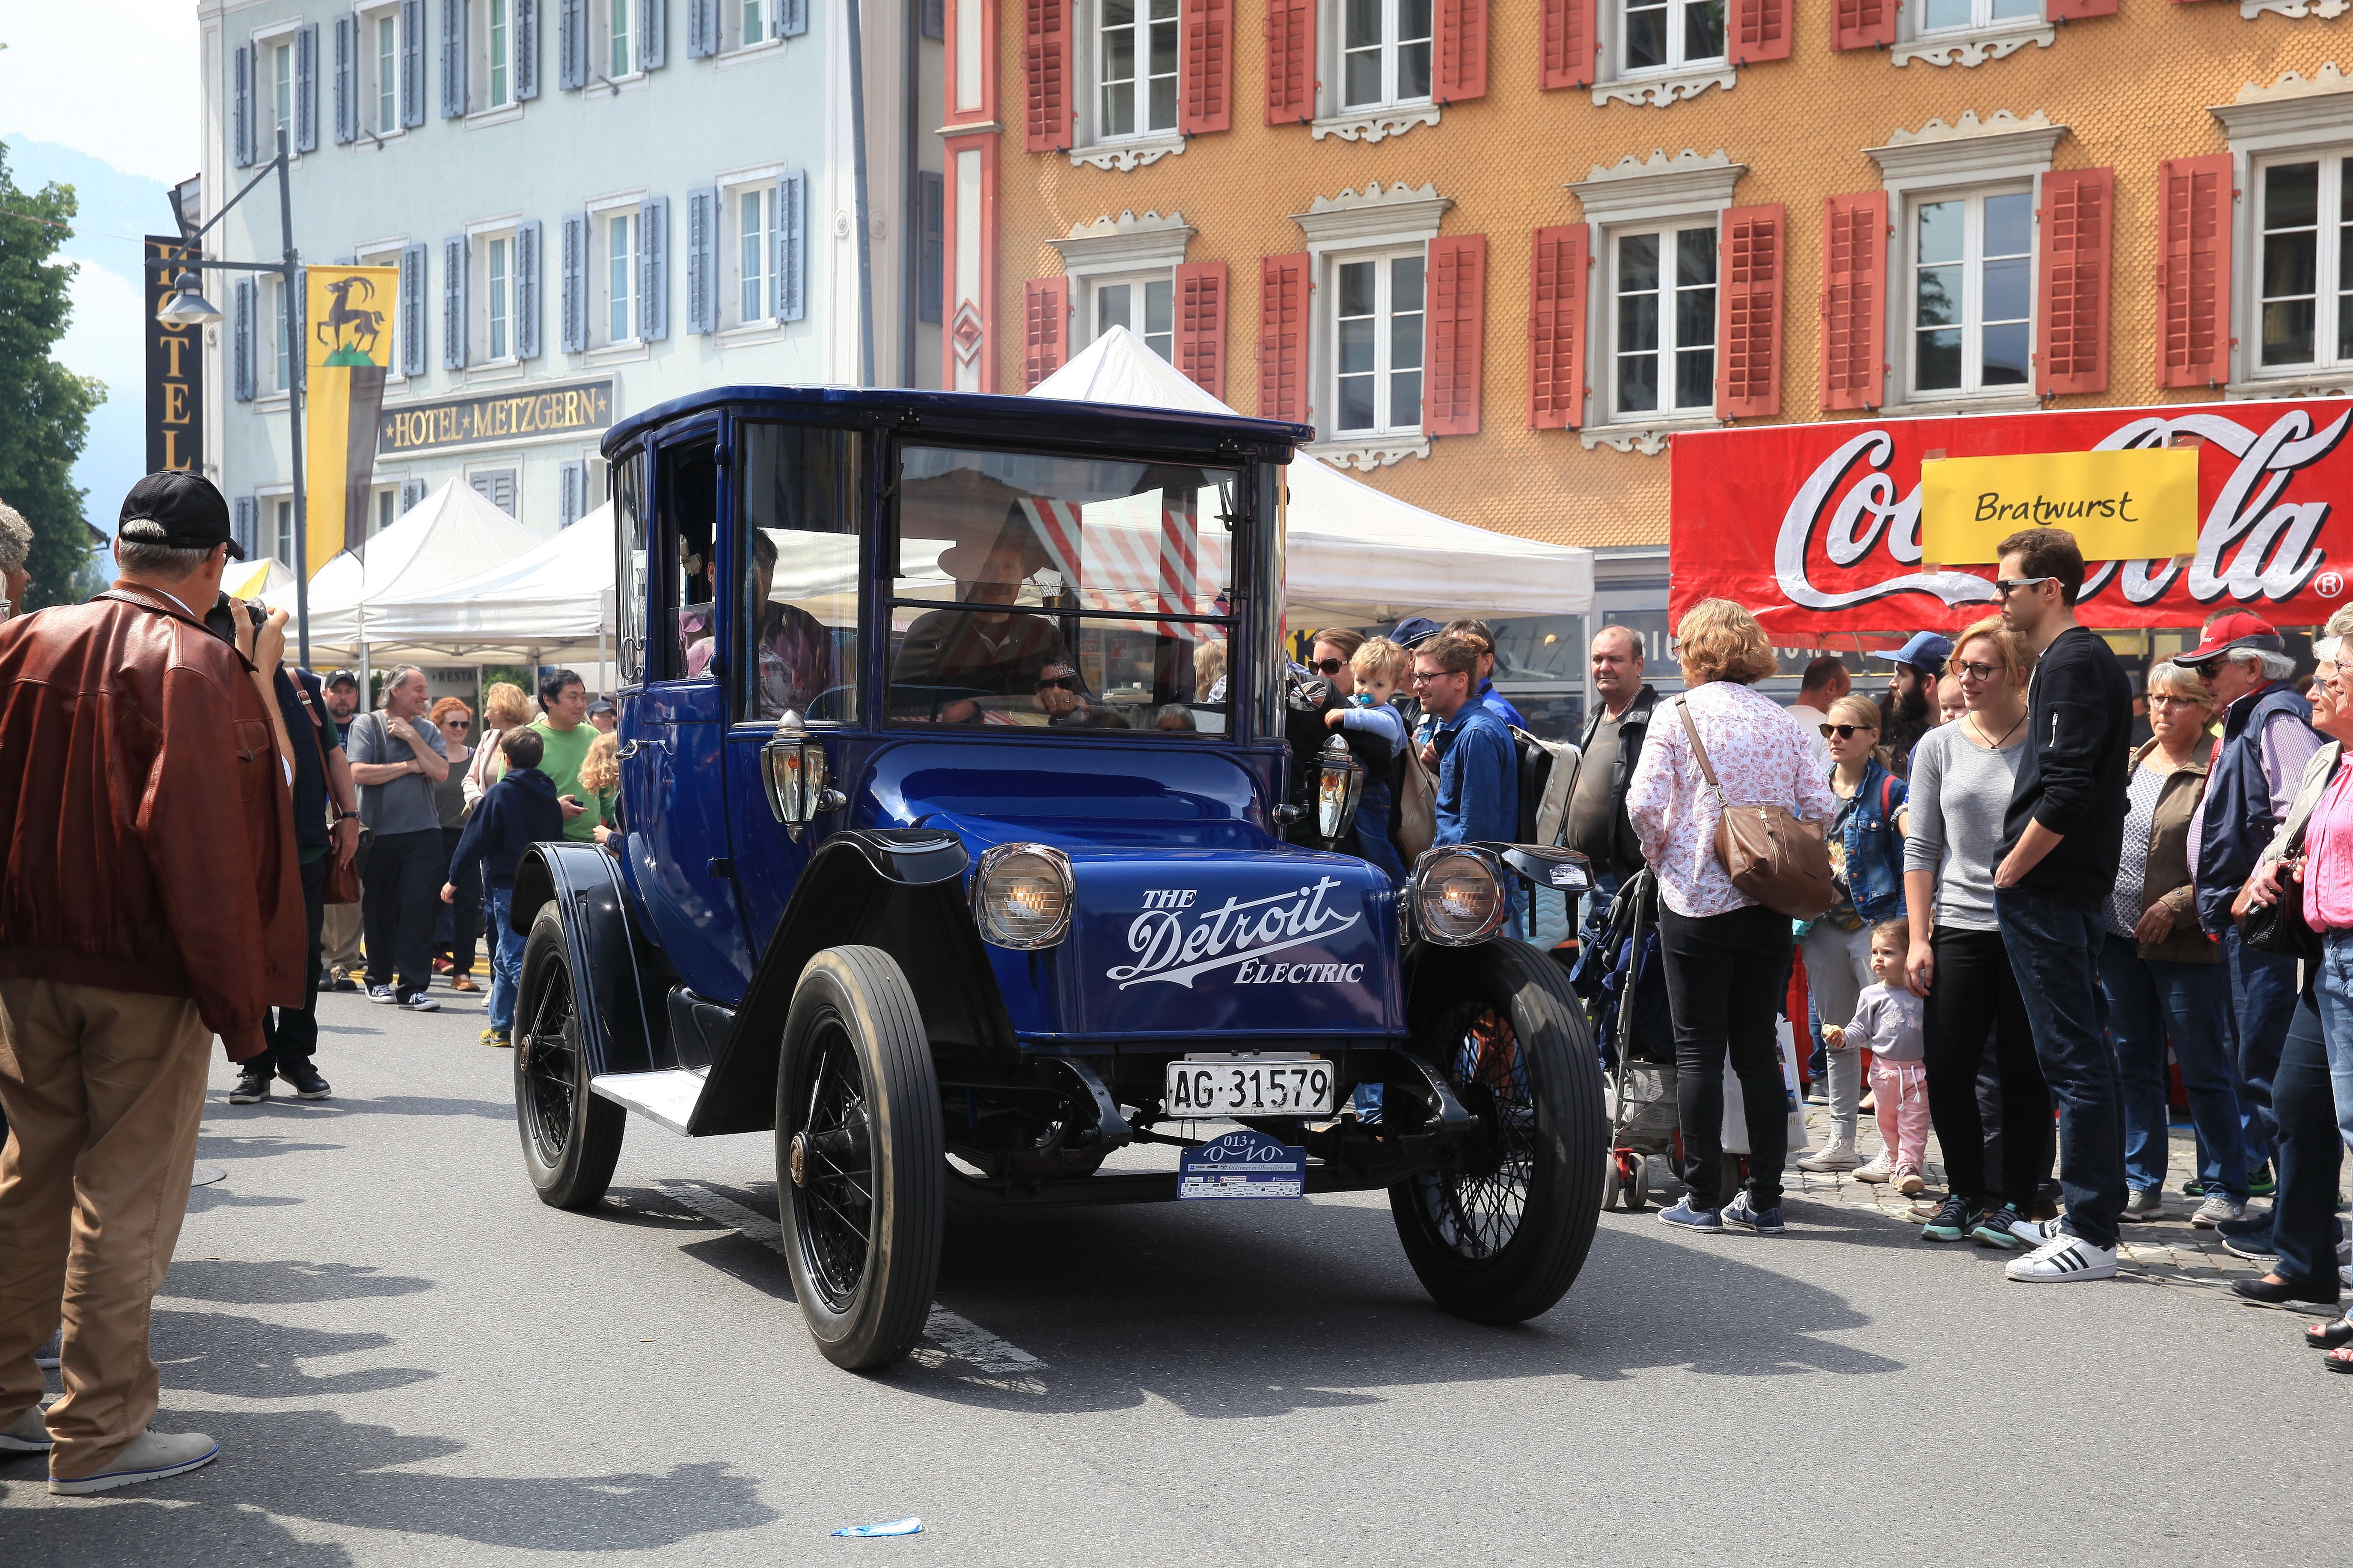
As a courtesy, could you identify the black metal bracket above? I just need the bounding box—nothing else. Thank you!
[1041,1056,1132,1152]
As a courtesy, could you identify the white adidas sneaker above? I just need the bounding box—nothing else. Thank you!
[2004,1229,2118,1283]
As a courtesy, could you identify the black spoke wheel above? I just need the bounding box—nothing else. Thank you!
[776,947,943,1371]
[1391,938,1605,1324]
[513,904,624,1210]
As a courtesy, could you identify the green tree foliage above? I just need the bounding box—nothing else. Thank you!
[0,142,102,609]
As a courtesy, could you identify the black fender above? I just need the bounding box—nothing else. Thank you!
[511,843,670,1079]
[686,828,1015,1136]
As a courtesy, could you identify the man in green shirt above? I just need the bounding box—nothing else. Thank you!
[530,669,601,843]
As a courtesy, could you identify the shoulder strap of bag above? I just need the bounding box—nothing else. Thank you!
[1675,697,1729,808]
[1879,772,1896,819]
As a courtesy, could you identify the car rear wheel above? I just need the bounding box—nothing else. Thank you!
[776,947,944,1371]
[1390,938,1605,1324]
[514,905,625,1210]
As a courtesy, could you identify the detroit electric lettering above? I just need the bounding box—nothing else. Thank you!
[1106,879,1363,989]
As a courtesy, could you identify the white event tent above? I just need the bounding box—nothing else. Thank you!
[361,500,618,664]
[1028,327,1593,625]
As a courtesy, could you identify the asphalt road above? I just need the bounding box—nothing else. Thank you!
[6,987,2350,1566]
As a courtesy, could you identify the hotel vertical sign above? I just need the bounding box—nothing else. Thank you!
[143,235,204,474]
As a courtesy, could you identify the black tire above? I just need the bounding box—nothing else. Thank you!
[1391,938,1606,1324]
[776,947,944,1371]
[1622,1154,1649,1215]
[514,905,625,1211]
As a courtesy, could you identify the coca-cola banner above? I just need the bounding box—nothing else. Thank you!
[1670,398,2353,641]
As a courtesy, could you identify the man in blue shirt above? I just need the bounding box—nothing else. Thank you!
[1415,633,1518,853]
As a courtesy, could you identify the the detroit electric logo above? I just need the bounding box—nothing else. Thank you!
[1105,878,1363,989]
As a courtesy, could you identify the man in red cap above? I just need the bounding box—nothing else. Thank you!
[2180,609,2323,1221]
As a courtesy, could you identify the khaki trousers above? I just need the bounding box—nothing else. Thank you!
[0,978,211,1479]
[322,898,363,973]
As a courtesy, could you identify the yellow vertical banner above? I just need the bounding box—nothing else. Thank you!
[303,266,399,578]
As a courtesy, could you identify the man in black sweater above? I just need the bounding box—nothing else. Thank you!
[1989,526,2133,1281]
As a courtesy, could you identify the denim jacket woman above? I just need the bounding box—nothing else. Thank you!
[1833,755,1909,926]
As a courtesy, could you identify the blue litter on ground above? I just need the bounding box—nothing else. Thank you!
[831,1518,923,1538]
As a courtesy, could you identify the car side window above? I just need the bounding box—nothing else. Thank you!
[737,423,863,724]
[661,437,723,683]
[614,451,648,686]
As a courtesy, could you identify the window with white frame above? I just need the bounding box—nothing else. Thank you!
[735,0,775,46]
[2256,154,2353,373]
[604,209,638,343]
[734,183,774,324]
[261,274,294,394]
[1621,0,1724,74]
[370,484,401,538]
[270,497,296,567]
[1340,0,1431,111]
[603,0,634,78]
[270,35,296,151]
[367,6,401,134]
[1609,223,1717,420]
[476,229,517,360]
[1093,273,1174,359]
[1914,0,2039,30]
[1099,0,1179,139]
[475,0,517,110]
[1333,252,1425,435]
[1906,188,2032,399]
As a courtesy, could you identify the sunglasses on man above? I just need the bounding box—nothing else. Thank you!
[1035,674,1083,692]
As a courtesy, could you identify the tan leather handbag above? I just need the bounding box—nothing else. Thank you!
[1675,697,1837,919]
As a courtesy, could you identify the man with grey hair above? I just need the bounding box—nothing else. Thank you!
[345,664,450,1010]
[0,500,33,619]
[1569,624,1658,930]
[2183,611,2323,1217]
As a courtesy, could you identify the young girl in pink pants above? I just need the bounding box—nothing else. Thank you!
[1824,921,1930,1194]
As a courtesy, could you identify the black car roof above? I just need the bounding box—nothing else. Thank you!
[603,384,1317,458]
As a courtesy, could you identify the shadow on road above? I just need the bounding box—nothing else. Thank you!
[150,1309,436,1399]
[160,1259,435,1306]
[0,1489,356,1568]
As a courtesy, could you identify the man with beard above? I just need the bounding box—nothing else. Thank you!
[1878,633,1951,775]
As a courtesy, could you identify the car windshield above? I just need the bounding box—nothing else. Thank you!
[886,444,1241,735]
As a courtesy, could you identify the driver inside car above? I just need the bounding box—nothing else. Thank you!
[892,505,1072,723]
[685,529,832,719]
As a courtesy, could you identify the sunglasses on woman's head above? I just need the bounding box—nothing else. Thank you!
[1818,723,1875,739]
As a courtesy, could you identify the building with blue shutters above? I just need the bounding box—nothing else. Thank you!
[196,0,948,561]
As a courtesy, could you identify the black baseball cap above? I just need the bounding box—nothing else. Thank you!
[323,670,359,691]
[118,471,243,559]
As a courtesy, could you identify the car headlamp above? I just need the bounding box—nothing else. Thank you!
[762,715,845,840]
[1316,733,1366,844]
[972,843,1074,949]
[1411,847,1508,947]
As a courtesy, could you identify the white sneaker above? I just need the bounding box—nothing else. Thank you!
[1850,1155,1894,1184]
[47,1428,219,1494]
[1796,1141,1859,1172]
[0,1405,52,1452]
[2004,1230,2118,1283]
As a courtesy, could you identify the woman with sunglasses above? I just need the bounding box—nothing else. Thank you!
[427,697,482,995]
[1903,615,2054,1246]
[1794,695,1910,1180]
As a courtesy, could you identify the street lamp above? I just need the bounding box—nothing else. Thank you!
[156,128,315,669]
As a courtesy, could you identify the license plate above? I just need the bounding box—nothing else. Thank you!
[1164,1054,1334,1117]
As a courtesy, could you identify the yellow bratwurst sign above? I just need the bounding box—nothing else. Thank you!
[1919,448,2200,565]
[378,380,614,454]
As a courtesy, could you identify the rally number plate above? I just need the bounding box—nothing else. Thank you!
[1164,1054,1335,1117]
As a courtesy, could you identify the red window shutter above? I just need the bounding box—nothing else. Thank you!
[1426,235,1486,437]
[2047,0,2117,14]
[2036,167,2112,396]
[1174,261,1228,401]
[1023,0,1072,153]
[1831,0,1894,48]
[1729,0,1790,62]
[1022,277,1069,390]
[1259,253,1310,421]
[2157,153,2234,389]
[1435,0,1486,103]
[1180,0,1230,134]
[1819,191,1888,412]
[1540,0,1595,88]
[1264,0,1314,125]
[1527,225,1589,430]
[1716,204,1784,419]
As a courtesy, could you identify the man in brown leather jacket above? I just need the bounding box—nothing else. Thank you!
[0,472,304,1494]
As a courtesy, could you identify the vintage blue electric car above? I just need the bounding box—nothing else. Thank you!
[508,385,1605,1369]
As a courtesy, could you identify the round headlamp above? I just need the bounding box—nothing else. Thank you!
[1412,848,1507,947]
[972,843,1074,949]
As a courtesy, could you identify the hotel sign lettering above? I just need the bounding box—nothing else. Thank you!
[378,380,614,455]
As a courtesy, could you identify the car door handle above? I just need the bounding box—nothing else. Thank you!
[617,739,662,759]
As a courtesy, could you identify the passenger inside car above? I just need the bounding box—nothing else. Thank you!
[891,505,1072,722]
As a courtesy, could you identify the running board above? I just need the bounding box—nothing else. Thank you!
[590,1069,708,1136]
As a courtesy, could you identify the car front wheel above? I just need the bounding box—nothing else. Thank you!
[514,904,626,1210]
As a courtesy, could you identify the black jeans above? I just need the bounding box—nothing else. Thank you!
[1923,926,2052,1211]
[434,824,482,974]
[1659,901,1791,1209]
[361,829,443,993]
[254,855,328,1076]
[1995,886,2127,1250]
[2271,994,2346,1290]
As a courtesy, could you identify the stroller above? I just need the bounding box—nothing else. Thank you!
[1570,870,1679,1212]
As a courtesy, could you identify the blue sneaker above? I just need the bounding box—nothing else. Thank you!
[1657,1196,1722,1232]
[1722,1190,1786,1234]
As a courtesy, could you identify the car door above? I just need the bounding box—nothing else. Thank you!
[617,420,757,1009]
